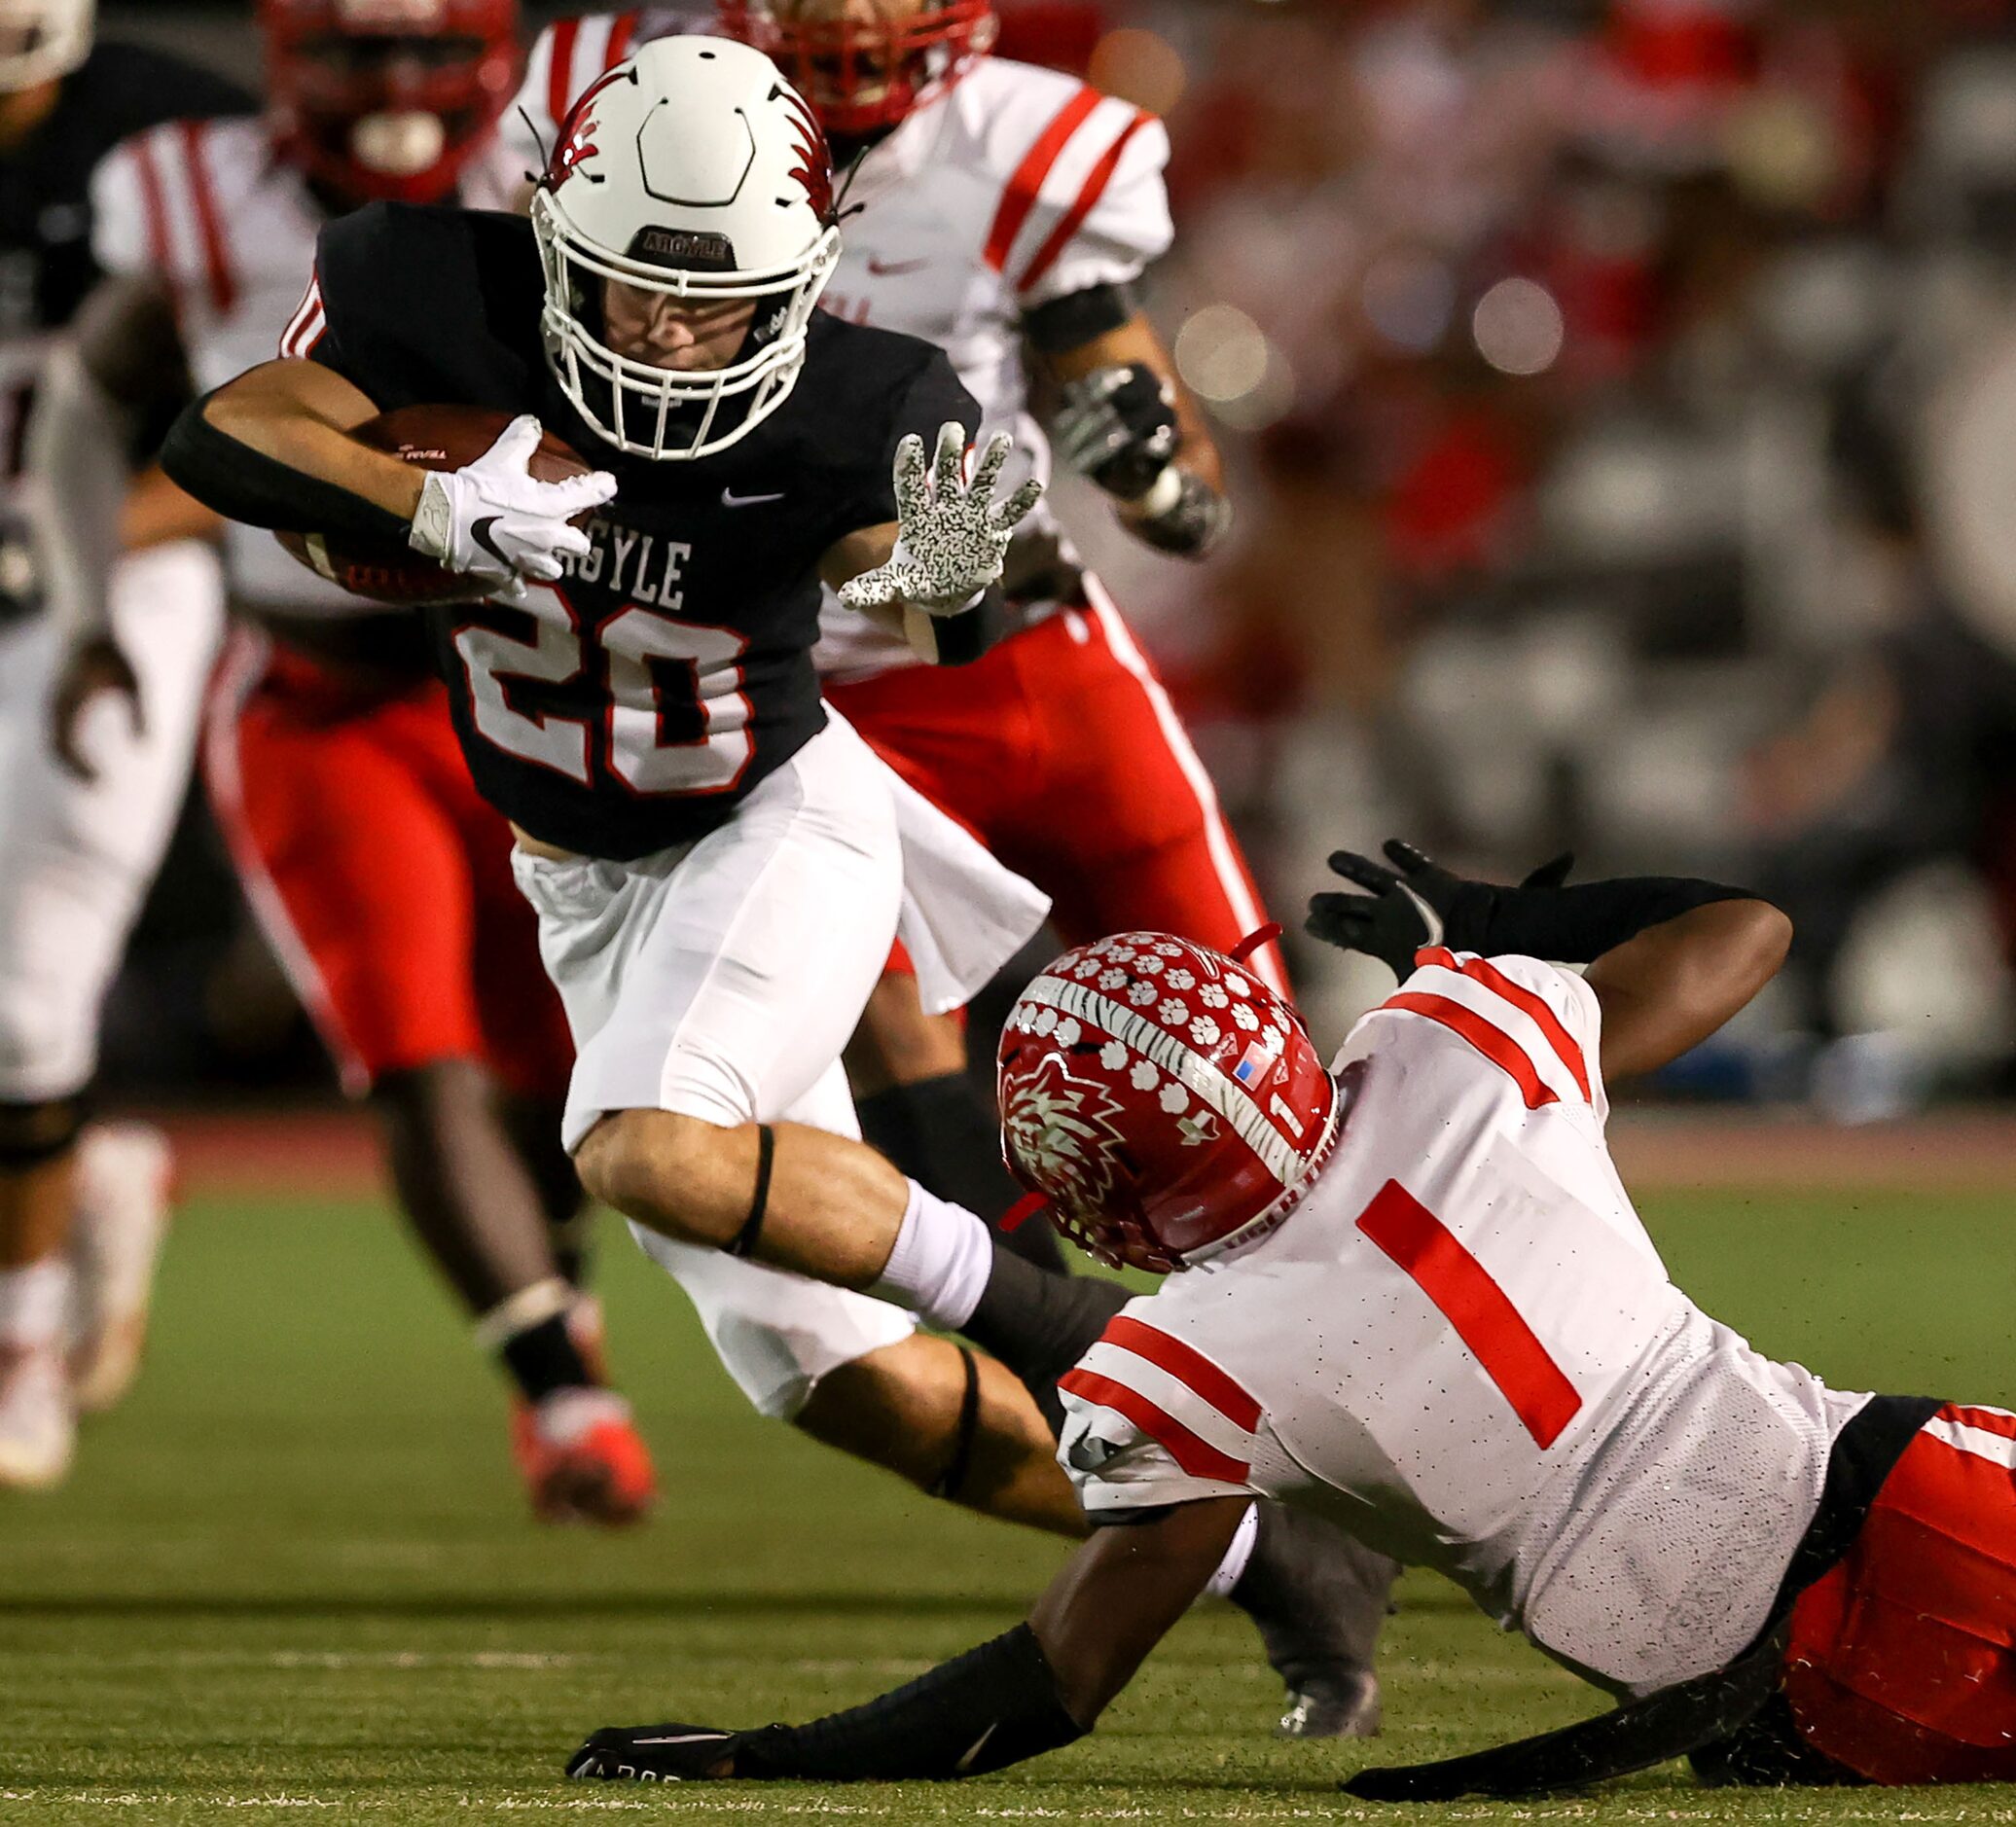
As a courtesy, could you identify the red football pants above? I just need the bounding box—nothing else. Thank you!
[204,636,573,1102]
[824,590,1286,991]
[1784,1402,2016,1784]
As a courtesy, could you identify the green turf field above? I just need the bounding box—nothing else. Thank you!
[5,1178,2016,1823]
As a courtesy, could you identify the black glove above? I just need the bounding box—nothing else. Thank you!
[567,1721,752,1781]
[1052,362,1178,500]
[1305,841,1572,980]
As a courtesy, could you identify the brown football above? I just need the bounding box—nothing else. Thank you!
[275,406,594,606]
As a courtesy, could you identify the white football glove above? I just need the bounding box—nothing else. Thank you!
[408,414,617,604]
[837,422,1043,617]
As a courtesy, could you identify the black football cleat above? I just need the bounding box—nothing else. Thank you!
[1231,1504,1398,1740]
[567,1723,739,1781]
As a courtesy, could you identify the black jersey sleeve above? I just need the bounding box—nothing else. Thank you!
[299,204,432,407]
[298,203,544,413]
[822,343,983,541]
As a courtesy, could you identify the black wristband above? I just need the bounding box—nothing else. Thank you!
[921,586,1007,665]
[1022,281,1135,353]
[162,393,414,546]
[733,1624,1086,1780]
[1453,878,1752,964]
[1133,468,1231,558]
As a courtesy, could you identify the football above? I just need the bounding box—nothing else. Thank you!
[274,406,594,605]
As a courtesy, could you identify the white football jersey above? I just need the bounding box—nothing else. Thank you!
[1057,949,1871,1699]
[90,115,526,617]
[508,17,1173,680]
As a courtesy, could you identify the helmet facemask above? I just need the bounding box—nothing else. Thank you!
[532,188,839,461]
[717,0,995,139]
[262,0,520,207]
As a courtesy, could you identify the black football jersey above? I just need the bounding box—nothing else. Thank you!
[305,202,979,859]
[0,40,248,619]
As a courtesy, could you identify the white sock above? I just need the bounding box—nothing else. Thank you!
[870,1180,994,1333]
[0,1256,71,1349]
[1204,1502,1261,1599]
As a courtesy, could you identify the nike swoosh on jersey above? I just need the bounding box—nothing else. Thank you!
[720,488,786,508]
[866,256,930,276]
[632,1733,734,1745]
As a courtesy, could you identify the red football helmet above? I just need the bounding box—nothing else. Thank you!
[716,0,995,139]
[997,934,1340,1274]
[262,0,522,207]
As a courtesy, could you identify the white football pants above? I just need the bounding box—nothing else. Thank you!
[511,714,918,1418]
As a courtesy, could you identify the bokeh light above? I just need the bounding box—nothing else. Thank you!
[1173,304,1297,430]
[1471,276,1566,376]
[1362,253,1457,354]
[1087,28,1186,117]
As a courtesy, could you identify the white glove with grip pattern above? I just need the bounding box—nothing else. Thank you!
[408,414,617,602]
[838,422,1042,617]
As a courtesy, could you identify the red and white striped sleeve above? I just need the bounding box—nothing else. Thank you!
[503,11,647,179]
[1057,1308,1261,1517]
[981,72,1173,308]
[90,119,245,320]
[277,269,326,361]
[1381,949,1608,1125]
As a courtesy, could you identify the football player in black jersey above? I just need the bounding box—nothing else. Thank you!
[162,34,1129,1534]
[165,33,1405,1717]
[0,1,250,1489]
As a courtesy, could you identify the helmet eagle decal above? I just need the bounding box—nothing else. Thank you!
[1001,1055,1131,1219]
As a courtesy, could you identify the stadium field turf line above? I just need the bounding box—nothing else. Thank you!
[3,1182,2015,1824]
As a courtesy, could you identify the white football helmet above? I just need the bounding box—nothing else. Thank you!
[530,36,842,461]
[0,0,91,92]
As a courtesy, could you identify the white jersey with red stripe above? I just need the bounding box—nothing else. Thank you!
[90,115,525,616]
[507,16,1172,681]
[1057,949,1872,1699]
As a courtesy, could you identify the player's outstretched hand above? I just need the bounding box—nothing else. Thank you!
[1306,841,1573,979]
[407,414,616,601]
[838,421,1043,617]
[566,1721,750,1782]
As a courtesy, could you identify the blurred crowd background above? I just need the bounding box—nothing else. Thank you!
[96,0,2016,1117]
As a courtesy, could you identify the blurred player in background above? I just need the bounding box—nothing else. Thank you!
[513,0,1284,1272]
[0,0,249,1489]
[29,0,661,1525]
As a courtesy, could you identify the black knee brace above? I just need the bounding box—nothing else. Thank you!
[0,1095,88,1169]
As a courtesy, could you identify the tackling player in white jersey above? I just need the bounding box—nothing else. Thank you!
[570,850,2016,1794]
[0,0,251,1488]
[26,0,668,1520]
